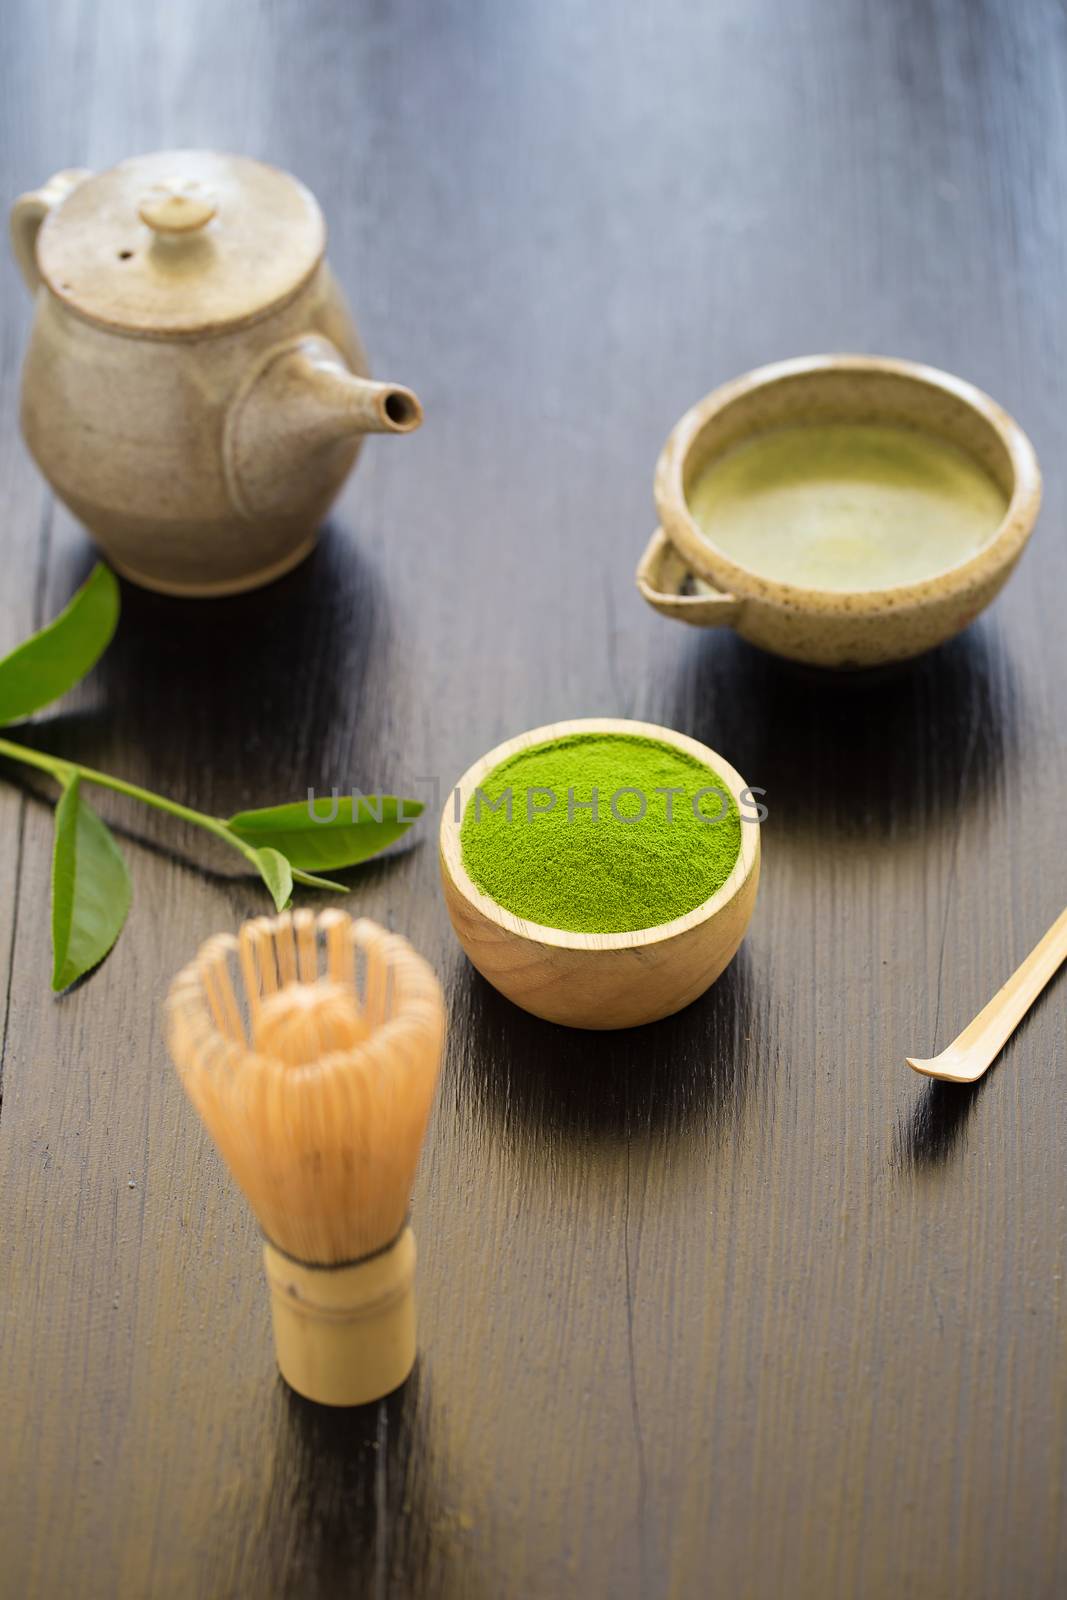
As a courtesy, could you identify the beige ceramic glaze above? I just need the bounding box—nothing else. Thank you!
[439,718,761,1029]
[637,355,1041,668]
[10,151,422,596]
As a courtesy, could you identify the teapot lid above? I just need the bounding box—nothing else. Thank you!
[36,150,326,338]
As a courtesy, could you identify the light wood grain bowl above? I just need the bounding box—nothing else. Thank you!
[637,353,1042,668]
[439,718,760,1029]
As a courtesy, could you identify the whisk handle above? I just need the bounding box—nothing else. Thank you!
[262,1227,416,1406]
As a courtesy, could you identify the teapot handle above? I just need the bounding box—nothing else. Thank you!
[10,168,93,293]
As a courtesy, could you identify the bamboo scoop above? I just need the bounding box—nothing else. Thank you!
[166,909,445,1405]
[907,905,1067,1083]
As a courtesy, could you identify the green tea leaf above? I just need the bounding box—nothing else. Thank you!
[251,846,293,912]
[51,774,132,992]
[0,565,119,727]
[291,867,347,893]
[227,795,423,872]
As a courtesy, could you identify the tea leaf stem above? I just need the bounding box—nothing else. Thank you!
[0,734,261,867]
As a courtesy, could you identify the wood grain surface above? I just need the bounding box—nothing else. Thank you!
[1,1,1065,1595]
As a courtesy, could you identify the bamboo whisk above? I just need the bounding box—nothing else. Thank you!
[166,909,445,1406]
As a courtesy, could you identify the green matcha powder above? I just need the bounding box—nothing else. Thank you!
[460,733,742,934]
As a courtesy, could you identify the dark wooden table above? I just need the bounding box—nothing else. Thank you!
[2,2,1066,1595]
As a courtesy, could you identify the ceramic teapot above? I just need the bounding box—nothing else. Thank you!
[10,150,422,596]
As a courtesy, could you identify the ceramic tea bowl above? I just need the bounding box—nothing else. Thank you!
[637,354,1041,669]
[439,717,761,1029]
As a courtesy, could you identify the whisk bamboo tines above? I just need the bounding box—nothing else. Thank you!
[166,909,445,1406]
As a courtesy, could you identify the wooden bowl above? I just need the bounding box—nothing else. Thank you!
[637,353,1041,668]
[439,718,761,1029]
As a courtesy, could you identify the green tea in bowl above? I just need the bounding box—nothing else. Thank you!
[439,718,761,1030]
[639,355,1041,667]
[686,422,1007,591]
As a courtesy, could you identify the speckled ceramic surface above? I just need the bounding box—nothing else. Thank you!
[33,151,326,338]
[10,153,422,597]
[637,354,1042,668]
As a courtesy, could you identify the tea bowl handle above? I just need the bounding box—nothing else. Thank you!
[636,527,741,628]
[10,168,92,293]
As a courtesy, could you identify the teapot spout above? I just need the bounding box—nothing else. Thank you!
[297,344,423,438]
[224,335,422,523]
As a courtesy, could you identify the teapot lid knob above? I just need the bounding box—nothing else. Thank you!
[139,179,217,234]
